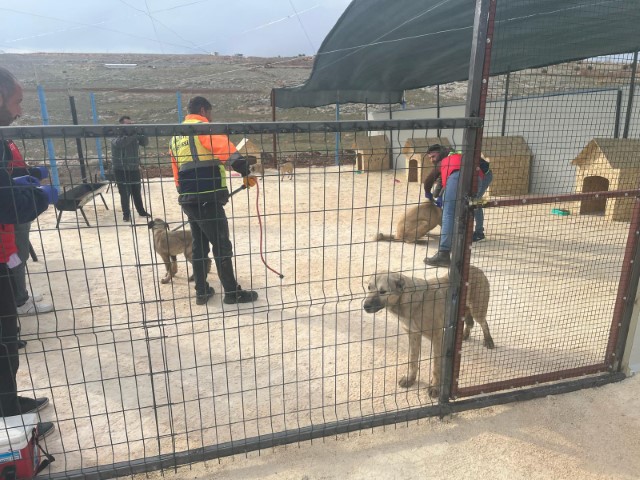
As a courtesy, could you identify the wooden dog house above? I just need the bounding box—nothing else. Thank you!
[482,136,532,196]
[236,137,263,165]
[352,135,389,171]
[571,138,640,222]
[401,137,451,183]
[236,137,264,165]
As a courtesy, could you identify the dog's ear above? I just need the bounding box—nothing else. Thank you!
[395,276,405,292]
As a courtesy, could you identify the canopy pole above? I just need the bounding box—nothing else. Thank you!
[388,100,393,169]
[623,50,638,139]
[437,85,441,137]
[614,88,623,138]
[69,95,87,183]
[335,101,340,166]
[501,68,511,136]
[89,93,105,180]
[176,91,184,123]
[37,85,60,191]
[271,89,278,165]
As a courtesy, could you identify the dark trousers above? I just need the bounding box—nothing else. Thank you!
[114,169,146,216]
[0,264,20,417]
[181,201,238,295]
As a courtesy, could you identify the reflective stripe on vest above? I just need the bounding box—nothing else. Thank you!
[170,123,227,195]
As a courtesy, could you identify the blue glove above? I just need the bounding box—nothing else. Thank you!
[38,185,59,205]
[425,192,434,201]
[435,197,443,208]
[13,175,41,187]
[33,166,49,180]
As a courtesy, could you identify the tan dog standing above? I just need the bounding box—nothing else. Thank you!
[376,201,442,243]
[148,218,211,284]
[363,265,494,398]
[279,161,294,181]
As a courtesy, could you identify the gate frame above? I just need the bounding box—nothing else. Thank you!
[441,0,497,402]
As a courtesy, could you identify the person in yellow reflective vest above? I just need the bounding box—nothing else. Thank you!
[169,96,258,305]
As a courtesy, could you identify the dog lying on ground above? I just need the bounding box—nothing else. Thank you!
[148,218,211,284]
[363,265,494,398]
[376,201,442,243]
[279,162,294,181]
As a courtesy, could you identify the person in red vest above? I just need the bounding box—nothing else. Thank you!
[0,66,56,438]
[422,144,492,267]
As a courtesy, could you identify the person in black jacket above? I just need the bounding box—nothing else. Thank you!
[111,115,150,222]
[0,66,56,438]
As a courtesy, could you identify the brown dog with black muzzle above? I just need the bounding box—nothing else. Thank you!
[363,265,494,398]
[148,218,211,284]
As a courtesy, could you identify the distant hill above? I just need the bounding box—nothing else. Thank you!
[1,52,632,127]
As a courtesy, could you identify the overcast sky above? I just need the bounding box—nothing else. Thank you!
[1,0,352,56]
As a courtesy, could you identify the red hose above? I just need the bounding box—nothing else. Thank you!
[252,180,284,279]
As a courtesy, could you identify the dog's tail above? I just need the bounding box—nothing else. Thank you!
[375,232,397,242]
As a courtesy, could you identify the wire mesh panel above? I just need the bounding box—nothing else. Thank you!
[2,120,487,478]
[448,46,640,397]
[454,200,630,396]
[0,103,635,477]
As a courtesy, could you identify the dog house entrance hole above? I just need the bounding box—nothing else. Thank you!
[408,159,418,183]
[579,176,609,215]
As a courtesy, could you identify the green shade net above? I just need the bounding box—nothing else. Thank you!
[274,0,640,107]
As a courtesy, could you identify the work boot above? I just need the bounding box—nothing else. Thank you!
[195,286,215,305]
[472,231,485,242]
[18,396,49,414]
[37,422,55,439]
[223,286,258,304]
[424,250,450,267]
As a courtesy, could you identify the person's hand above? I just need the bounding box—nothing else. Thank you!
[33,166,49,179]
[243,175,258,188]
[425,192,434,202]
[13,175,41,187]
[38,185,59,205]
[435,197,443,208]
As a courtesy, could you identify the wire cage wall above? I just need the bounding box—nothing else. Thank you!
[1,1,639,477]
[0,112,635,479]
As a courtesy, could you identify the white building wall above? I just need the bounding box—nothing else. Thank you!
[369,88,640,194]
